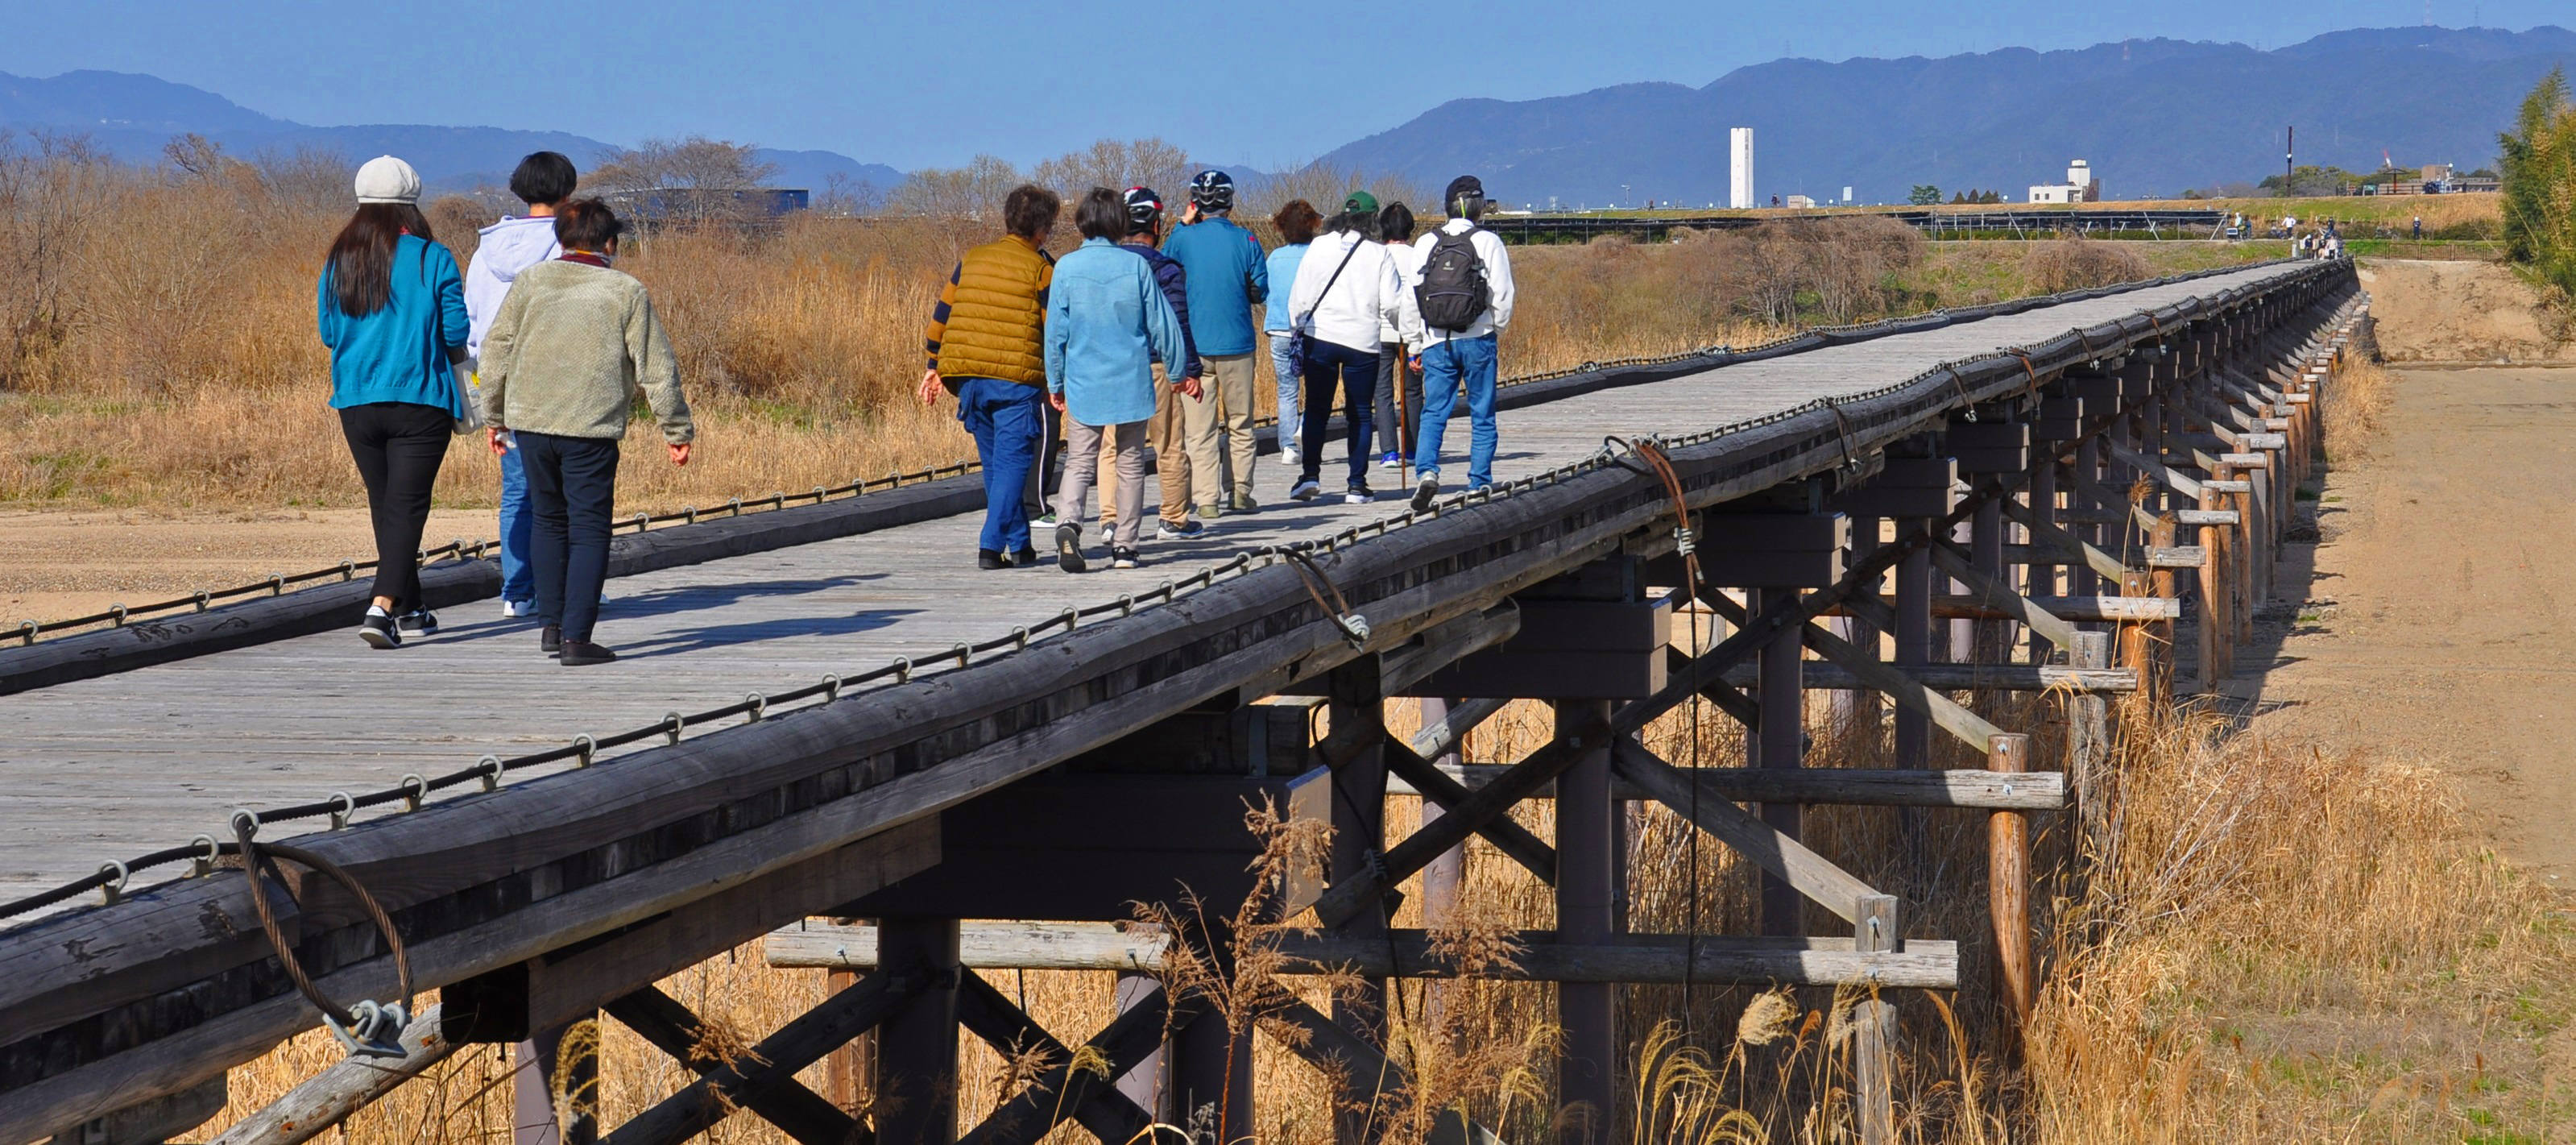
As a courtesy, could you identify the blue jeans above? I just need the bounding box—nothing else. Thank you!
[1415,334,1500,489]
[957,377,1043,554]
[1267,331,1299,429]
[1299,339,1377,487]
[497,437,533,604]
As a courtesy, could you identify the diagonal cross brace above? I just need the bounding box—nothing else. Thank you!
[1609,738,1888,925]
[1928,540,2082,652]
[1380,732,1559,885]
[957,982,1203,1145]
[601,973,918,1145]
[1696,588,2006,751]
[603,987,858,1145]
[954,970,1158,1143]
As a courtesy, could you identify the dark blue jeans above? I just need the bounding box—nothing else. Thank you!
[1299,338,1377,487]
[956,377,1043,553]
[517,431,619,644]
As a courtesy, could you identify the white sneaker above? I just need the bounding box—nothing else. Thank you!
[501,599,537,619]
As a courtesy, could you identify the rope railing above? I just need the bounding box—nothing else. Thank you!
[4,259,2296,648]
[0,258,2342,925]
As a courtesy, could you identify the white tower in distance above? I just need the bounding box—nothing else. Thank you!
[1729,127,1754,210]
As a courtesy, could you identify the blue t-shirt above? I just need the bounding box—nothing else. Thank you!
[1160,217,1268,357]
[1262,243,1309,333]
[317,234,469,413]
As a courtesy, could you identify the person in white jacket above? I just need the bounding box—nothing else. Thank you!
[462,151,576,618]
[1409,175,1518,512]
[1286,192,1421,504]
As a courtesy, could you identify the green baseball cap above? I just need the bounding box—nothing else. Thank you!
[1344,190,1379,214]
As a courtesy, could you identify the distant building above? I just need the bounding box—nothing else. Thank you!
[602,186,810,225]
[2027,159,2103,204]
[1729,128,1754,210]
[1785,193,1816,209]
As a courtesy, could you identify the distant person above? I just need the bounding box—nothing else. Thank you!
[315,155,469,650]
[1049,188,1195,572]
[477,199,694,666]
[1409,175,1518,512]
[462,151,577,620]
[1091,188,1207,538]
[2412,214,2423,240]
[1285,191,1419,504]
[1263,200,1323,430]
[1373,201,1427,471]
[1162,170,1270,513]
[918,183,1061,569]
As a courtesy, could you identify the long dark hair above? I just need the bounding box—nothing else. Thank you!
[326,203,437,317]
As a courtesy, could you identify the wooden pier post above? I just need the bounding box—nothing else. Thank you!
[1986,733,2035,1043]
[512,1021,596,1145]
[1756,586,1806,936]
[1850,893,1900,1145]
[1894,530,1932,772]
[1555,699,1617,1145]
[2197,466,2231,689]
[873,918,961,1145]
[1326,662,1389,1145]
[1418,697,1465,927]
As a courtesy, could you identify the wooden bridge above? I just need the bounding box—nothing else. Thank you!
[0,258,2363,1145]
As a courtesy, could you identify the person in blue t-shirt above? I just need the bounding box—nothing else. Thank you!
[1161,170,1270,512]
[1262,200,1321,444]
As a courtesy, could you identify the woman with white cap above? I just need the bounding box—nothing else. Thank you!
[315,155,470,649]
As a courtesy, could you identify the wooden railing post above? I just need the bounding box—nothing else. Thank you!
[1987,732,2034,1043]
[2197,463,2233,689]
[1851,894,1899,1145]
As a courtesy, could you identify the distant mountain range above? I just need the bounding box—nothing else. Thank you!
[0,68,903,197]
[1320,25,2576,206]
[6,24,2573,208]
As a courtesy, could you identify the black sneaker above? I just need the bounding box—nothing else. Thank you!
[396,609,439,637]
[559,640,618,666]
[541,625,561,656]
[1344,483,1375,504]
[1289,479,1322,501]
[1112,547,1141,570]
[979,548,1007,570]
[1010,548,1038,567]
[1157,518,1204,541]
[1410,474,1440,512]
[358,611,400,649]
[1056,523,1087,574]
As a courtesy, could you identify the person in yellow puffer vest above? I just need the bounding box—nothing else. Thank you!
[918,184,1062,569]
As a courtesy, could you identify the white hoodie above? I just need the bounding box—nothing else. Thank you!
[1288,229,1421,355]
[463,215,564,363]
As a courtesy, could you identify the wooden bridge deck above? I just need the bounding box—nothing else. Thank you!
[0,262,2305,912]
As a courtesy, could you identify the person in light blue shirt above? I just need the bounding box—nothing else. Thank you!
[1261,200,1322,429]
[1048,188,1195,573]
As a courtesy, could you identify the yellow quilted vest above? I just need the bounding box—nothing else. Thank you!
[934,236,1052,388]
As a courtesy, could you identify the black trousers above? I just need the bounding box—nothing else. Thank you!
[1298,339,1377,487]
[517,431,620,644]
[338,402,453,613]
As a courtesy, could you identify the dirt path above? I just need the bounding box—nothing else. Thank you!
[2243,364,2576,882]
[0,507,494,626]
[2355,259,2576,364]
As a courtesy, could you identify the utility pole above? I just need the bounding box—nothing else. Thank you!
[2284,125,2295,197]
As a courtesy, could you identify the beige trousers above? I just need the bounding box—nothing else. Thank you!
[1061,418,1146,551]
[1200,352,1259,498]
[1100,364,1221,523]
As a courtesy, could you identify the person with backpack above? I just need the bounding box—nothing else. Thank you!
[1163,171,1270,514]
[1409,175,1517,512]
[1373,202,1427,471]
[1050,188,1196,572]
[477,199,694,666]
[315,156,470,650]
[1263,201,1322,430]
[918,184,1061,569]
[1286,191,1420,504]
[462,151,577,619]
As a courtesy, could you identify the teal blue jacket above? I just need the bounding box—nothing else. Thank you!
[1160,216,1268,356]
[1046,238,1188,425]
[317,234,470,413]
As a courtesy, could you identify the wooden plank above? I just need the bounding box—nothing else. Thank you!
[1821,595,2177,622]
[1389,764,2065,811]
[205,1005,454,1145]
[1610,740,1885,923]
[1269,929,1957,989]
[1717,662,2135,693]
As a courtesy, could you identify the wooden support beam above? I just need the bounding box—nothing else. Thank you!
[1267,930,1959,989]
[1556,699,1618,1143]
[1610,740,1886,924]
[952,971,1158,1145]
[2106,440,2203,501]
[1987,734,2035,1045]
[1408,695,1507,761]
[209,1008,447,1145]
[1380,763,2066,811]
[1717,662,2136,693]
[600,989,854,1145]
[1381,732,1559,884]
[1820,595,2179,622]
[1257,992,1414,1145]
[1927,541,2081,651]
[599,972,917,1145]
[955,985,1200,1145]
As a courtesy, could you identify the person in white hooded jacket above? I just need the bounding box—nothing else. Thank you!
[462,151,577,618]
[1286,192,1421,504]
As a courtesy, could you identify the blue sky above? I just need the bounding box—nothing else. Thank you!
[0,0,2564,169]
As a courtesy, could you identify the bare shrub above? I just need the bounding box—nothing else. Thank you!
[2022,234,2151,293]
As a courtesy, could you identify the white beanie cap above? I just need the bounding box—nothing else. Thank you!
[354,156,422,205]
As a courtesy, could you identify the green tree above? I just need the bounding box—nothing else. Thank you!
[2499,67,2576,297]
[1908,185,1941,205]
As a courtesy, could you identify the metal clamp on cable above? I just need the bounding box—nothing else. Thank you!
[325,998,411,1060]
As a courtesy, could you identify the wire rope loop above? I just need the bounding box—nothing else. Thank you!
[97,861,129,906]
[399,774,428,812]
[951,642,971,667]
[479,754,506,790]
[892,656,913,683]
[110,604,128,627]
[744,693,767,722]
[327,792,357,830]
[665,711,685,745]
[230,808,262,840]
[821,674,842,702]
[190,835,221,878]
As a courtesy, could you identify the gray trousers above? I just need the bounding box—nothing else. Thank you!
[1059,418,1147,551]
